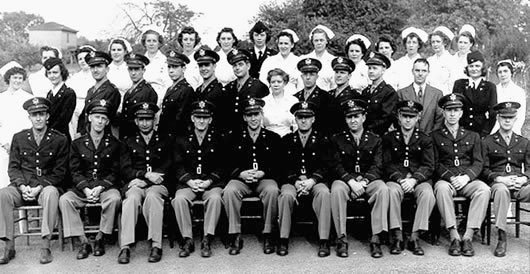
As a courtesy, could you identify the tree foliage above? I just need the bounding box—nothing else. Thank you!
[120,0,200,42]
[0,11,44,68]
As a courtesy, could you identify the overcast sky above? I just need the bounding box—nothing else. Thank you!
[2,0,280,45]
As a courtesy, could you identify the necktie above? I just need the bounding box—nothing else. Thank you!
[258,50,263,59]
[417,86,423,102]
[505,135,511,145]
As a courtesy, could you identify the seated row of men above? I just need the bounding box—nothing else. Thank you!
[0,92,528,265]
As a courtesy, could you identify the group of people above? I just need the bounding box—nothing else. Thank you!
[0,21,528,266]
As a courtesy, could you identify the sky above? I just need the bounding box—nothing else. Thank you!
[2,0,282,45]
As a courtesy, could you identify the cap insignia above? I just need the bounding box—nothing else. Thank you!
[32,98,39,105]
[130,53,136,59]
[305,58,311,65]
[99,99,107,106]
[169,51,176,57]
[199,101,206,108]
[301,101,308,109]
[337,57,343,63]
[347,100,355,108]
[142,103,149,110]
[199,49,205,56]
[90,51,96,57]
[232,49,238,55]
[249,98,256,106]
[449,94,457,101]
[505,102,512,108]
[408,101,414,108]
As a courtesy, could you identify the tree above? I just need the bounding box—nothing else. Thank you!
[0,11,44,68]
[0,11,44,41]
[120,0,200,42]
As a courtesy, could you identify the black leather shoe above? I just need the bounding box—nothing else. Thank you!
[179,238,194,257]
[148,247,162,262]
[336,238,348,258]
[77,243,92,260]
[407,239,424,256]
[318,240,330,257]
[448,239,461,256]
[461,239,474,257]
[200,237,212,258]
[93,239,105,256]
[370,242,383,258]
[494,230,507,257]
[0,249,15,264]
[390,239,403,255]
[228,234,243,255]
[263,236,275,254]
[117,248,130,264]
[276,238,288,256]
[39,248,53,264]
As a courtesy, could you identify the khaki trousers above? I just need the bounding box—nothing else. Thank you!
[434,180,491,229]
[491,183,530,231]
[278,183,331,239]
[172,187,223,238]
[222,179,279,234]
[120,185,168,248]
[331,179,389,237]
[0,186,59,240]
[387,181,436,232]
[59,189,121,237]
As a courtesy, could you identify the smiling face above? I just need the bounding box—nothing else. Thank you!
[110,43,126,63]
[29,111,49,131]
[498,115,516,132]
[191,115,212,132]
[467,61,483,79]
[181,33,196,52]
[88,113,109,133]
[219,32,235,52]
[90,63,109,81]
[243,111,263,131]
[9,73,24,90]
[46,64,62,86]
[232,60,250,78]
[135,117,155,134]
[277,36,293,56]
[334,70,351,86]
[77,52,90,71]
[348,44,363,63]
[346,113,365,132]
[198,62,216,80]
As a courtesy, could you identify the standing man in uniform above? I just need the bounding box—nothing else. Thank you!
[330,98,390,258]
[294,58,332,134]
[222,98,281,255]
[193,48,227,131]
[247,21,277,80]
[383,100,436,256]
[481,102,530,257]
[432,93,490,257]
[328,57,360,134]
[225,49,269,132]
[60,99,122,260]
[158,50,195,137]
[172,100,225,258]
[77,51,121,135]
[397,58,444,135]
[118,102,172,264]
[277,101,332,257]
[119,53,158,138]
[0,98,68,264]
[361,52,398,136]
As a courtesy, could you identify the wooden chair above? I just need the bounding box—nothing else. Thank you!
[14,205,64,250]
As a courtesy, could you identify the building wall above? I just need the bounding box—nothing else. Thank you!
[29,30,77,50]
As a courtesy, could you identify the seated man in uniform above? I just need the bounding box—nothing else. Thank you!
[482,102,530,257]
[330,99,390,258]
[59,99,121,260]
[118,102,172,264]
[278,101,332,257]
[172,100,225,258]
[383,100,436,256]
[0,98,68,264]
[222,98,281,255]
[432,93,490,257]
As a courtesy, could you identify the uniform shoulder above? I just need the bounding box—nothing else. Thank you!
[13,128,31,139]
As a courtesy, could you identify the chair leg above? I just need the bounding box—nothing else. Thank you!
[58,214,64,251]
[515,200,520,238]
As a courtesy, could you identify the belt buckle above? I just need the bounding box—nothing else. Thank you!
[92,169,98,179]
[196,165,202,175]
[355,165,360,173]
[36,167,42,177]
[403,159,409,167]
[147,166,152,173]
[301,167,306,175]
[253,162,259,170]
[454,158,460,167]
[505,163,511,173]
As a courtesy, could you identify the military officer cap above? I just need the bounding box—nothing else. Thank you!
[493,101,520,118]
[87,99,111,116]
[125,52,150,68]
[297,58,322,73]
[227,48,251,65]
[341,99,368,116]
[43,57,63,70]
[194,47,220,64]
[250,21,269,34]
[290,101,317,117]
[366,52,391,68]
[166,49,190,66]
[191,100,215,117]
[85,51,112,66]
[438,93,466,109]
[23,97,51,114]
[397,100,423,115]
[332,57,355,73]
[467,50,484,64]
[241,97,265,115]
[132,102,159,119]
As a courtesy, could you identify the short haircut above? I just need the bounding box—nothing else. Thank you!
[178,26,201,47]
[216,27,239,47]
[266,68,289,84]
[464,60,487,77]
[413,58,430,69]
[40,46,59,58]
[402,33,424,50]
[4,67,27,84]
[141,30,164,48]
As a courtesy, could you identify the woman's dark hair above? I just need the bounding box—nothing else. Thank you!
[266,68,289,84]
[109,39,129,55]
[4,67,27,84]
[457,32,475,48]
[216,27,239,47]
[344,39,368,57]
[375,35,397,54]
[277,31,295,44]
[141,30,164,48]
[497,61,514,75]
[178,26,201,47]
[45,61,69,81]
[402,33,424,50]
